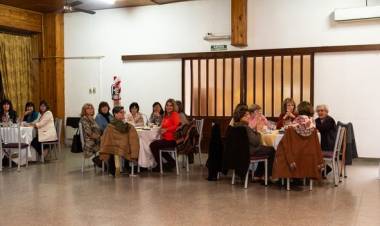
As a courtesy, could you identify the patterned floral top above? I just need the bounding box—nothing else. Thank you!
[290,115,316,137]
[80,116,102,158]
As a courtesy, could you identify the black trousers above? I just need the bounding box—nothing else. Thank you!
[252,145,275,177]
[150,139,176,166]
[31,137,42,154]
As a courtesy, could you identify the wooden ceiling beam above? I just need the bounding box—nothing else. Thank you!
[231,0,247,47]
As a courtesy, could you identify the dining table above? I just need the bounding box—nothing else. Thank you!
[0,126,38,165]
[135,126,160,168]
[260,129,321,149]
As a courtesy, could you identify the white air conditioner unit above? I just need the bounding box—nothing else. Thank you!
[203,33,231,41]
[334,5,380,21]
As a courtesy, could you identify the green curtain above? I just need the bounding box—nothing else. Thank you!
[0,32,33,113]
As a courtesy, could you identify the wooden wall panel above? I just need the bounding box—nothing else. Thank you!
[0,4,42,32]
[231,0,247,47]
[40,13,64,119]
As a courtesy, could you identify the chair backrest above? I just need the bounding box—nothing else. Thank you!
[54,118,63,142]
[332,126,346,159]
[0,123,21,145]
[223,126,250,177]
[195,119,204,145]
[78,122,85,149]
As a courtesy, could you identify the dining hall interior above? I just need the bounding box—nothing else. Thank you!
[0,0,380,225]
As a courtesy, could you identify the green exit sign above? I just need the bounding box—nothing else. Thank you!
[211,45,227,51]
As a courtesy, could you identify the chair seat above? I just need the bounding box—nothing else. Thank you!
[323,151,334,158]
[250,155,269,161]
[41,140,58,144]
[160,148,176,152]
[2,143,29,149]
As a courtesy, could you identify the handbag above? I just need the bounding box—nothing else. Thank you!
[71,129,83,153]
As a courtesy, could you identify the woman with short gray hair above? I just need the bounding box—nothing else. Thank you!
[315,104,337,151]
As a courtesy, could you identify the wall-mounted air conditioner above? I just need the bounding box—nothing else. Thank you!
[334,5,380,21]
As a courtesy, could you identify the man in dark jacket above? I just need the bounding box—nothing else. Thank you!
[315,105,337,151]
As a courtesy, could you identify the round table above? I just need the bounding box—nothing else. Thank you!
[0,126,37,165]
[136,127,160,168]
[261,130,320,150]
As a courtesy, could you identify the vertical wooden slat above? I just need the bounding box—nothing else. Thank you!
[271,56,274,117]
[240,56,247,104]
[198,59,201,116]
[290,55,294,99]
[214,58,217,116]
[222,58,226,116]
[253,57,256,104]
[181,59,185,111]
[231,58,235,113]
[190,60,193,116]
[281,56,284,103]
[262,56,265,115]
[310,53,315,106]
[206,59,209,116]
[300,54,304,102]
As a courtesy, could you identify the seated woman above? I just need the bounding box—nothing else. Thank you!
[229,103,248,126]
[126,102,145,127]
[23,102,40,124]
[100,106,140,176]
[150,99,180,171]
[31,101,57,159]
[248,104,268,132]
[176,100,189,125]
[276,98,297,129]
[95,101,113,133]
[272,101,324,181]
[0,99,18,125]
[79,103,102,167]
[149,102,164,126]
[233,105,275,180]
[315,105,337,151]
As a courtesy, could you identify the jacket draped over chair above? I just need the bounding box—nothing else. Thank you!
[100,122,140,161]
[272,128,324,180]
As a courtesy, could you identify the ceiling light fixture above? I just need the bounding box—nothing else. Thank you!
[99,0,116,4]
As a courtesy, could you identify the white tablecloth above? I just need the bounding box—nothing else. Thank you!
[136,127,160,168]
[0,127,37,165]
[273,132,321,150]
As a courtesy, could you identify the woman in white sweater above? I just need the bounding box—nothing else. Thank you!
[31,101,58,159]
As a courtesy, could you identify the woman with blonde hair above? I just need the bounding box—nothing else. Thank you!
[150,99,181,171]
[276,98,297,129]
[79,103,102,166]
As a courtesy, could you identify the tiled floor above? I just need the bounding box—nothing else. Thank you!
[0,150,379,226]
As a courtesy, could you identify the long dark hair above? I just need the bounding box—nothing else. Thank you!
[98,101,110,114]
[152,102,164,115]
[1,99,14,112]
[39,100,50,113]
[25,102,36,112]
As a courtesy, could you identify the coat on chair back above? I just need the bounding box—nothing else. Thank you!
[272,127,324,180]
[222,126,250,179]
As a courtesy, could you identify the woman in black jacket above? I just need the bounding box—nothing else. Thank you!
[315,105,337,151]
[0,99,18,124]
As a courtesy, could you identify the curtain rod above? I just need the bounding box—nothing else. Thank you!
[32,56,105,60]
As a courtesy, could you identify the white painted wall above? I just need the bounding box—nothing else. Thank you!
[315,51,380,158]
[65,0,380,157]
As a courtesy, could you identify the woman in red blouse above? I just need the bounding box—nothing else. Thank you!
[150,99,180,171]
[276,98,297,129]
